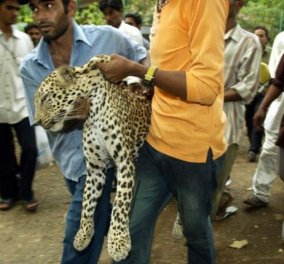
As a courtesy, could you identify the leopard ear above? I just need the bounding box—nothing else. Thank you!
[60,66,75,82]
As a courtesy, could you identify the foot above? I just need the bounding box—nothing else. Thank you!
[25,199,39,212]
[0,199,14,211]
[214,205,238,221]
[107,224,131,262]
[243,196,268,209]
[248,151,257,162]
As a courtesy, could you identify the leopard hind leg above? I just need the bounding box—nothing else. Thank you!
[107,158,134,261]
[73,166,106,251]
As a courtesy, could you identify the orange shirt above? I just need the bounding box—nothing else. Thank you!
[147,0,228,163]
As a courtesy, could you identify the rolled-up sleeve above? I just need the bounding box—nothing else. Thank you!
[186,0,228,105]
[231,43,262,103]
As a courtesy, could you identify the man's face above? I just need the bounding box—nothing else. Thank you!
[125,17,138,28]
[26,27,42,46]
[254,28,268,49]
[29,0,73,41]
[102,7,122,28]
[0,0,20,26]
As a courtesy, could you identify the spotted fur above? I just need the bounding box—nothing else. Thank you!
[34,55,151,261]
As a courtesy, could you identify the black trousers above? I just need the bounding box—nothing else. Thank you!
[0,117,37,201]
[245,93,264,154]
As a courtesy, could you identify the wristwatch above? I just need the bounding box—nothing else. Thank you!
[142,65,158,88]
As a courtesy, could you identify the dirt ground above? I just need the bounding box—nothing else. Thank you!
[1,136,284,264]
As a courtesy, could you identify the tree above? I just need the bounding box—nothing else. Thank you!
[240,0,284,42]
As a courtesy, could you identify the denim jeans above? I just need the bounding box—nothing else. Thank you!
[61,168,114,264]
[115,142,224,264]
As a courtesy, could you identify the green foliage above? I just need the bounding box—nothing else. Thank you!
[123,0,155,25]
[75,2,104,25]
[240,0,284,42]
[19,5,33,24]
[17,0,284,44]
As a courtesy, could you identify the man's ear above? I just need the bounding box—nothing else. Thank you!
[68,0,77,17]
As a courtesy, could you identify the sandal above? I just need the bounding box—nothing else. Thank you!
[214,205,238,222]
[0,199,13,211]
[25,199,39,211]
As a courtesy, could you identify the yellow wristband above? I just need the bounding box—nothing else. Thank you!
[142,65,158,87]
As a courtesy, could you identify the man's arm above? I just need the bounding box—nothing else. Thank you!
[98,54,187,100]
[99,1,228,103]
[225,39,262,103]
[254,54,284,131]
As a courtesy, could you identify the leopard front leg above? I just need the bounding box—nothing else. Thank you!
[73,163,107,251]
[107,159,134,261]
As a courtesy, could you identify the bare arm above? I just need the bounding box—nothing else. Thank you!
[98,54,187,100]
[224,89,242,102]
[253,84,282,131]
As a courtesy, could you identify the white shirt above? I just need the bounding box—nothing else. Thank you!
[223,24,262,145]
[118,21,143,45]
[118,21,144,84]
[264,31,284,133]
[0,27,34,124]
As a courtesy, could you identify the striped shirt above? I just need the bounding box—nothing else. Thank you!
[224,24,262,145]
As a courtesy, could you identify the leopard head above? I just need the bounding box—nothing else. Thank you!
[34,55,111,132]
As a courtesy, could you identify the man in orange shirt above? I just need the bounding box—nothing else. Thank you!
[99,1,228,263]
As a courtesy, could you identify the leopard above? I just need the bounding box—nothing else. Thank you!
[34,55,152,261]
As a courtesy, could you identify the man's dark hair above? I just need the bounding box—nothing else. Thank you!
[99,0,123,13]
[253,25,270,42]
[124,12,143,27]
[24,23,39,33]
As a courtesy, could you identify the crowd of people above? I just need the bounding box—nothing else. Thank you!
[0,0,283,263]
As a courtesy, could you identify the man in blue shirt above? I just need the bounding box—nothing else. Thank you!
[19,0,147,263]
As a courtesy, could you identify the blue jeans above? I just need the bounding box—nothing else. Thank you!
[61,168,114,264]
[115,142,224,264]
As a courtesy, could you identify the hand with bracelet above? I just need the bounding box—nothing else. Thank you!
[98,53,187,100]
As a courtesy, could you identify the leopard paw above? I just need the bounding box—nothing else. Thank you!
[73,223,94,251]
[107,226,131,262]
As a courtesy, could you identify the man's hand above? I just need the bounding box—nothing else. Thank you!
[253,108,266,132]
[98,54,138,84]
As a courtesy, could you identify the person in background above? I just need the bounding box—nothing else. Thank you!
[211,0,262,221]
[125,12,150,50]
[99,0,143,46]
[245,26,271,162]
[24,22,41,46]
[98,1,228,263]
[0,0,38,211]
[254,26,271,64]
[20,0,147,262]
[243,30,284,210]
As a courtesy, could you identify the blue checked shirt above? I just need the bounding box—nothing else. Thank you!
[20,21,147,181]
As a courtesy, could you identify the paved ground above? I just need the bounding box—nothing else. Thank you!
[1,136,284,264]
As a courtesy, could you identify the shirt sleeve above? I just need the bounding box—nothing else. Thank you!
[20,62,40,125]
[110,27,147,63]
[186,0,228,105]
[231,38,263,103]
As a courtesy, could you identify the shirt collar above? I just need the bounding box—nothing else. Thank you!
[33,20,92,69]
[224,24,242,42]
